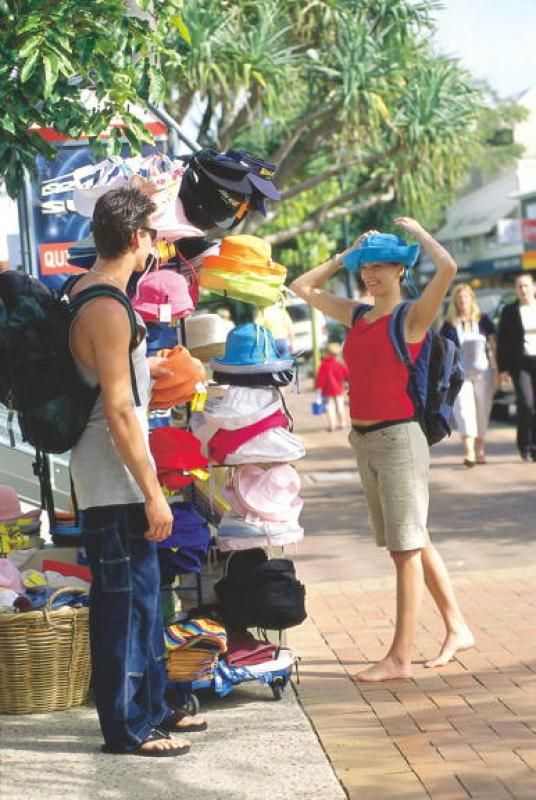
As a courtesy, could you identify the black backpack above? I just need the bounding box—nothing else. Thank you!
[352,302,463,446]
[0,271,139,455]
[215,548,307,631]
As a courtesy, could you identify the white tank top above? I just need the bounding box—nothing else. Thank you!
[70,308,154,510]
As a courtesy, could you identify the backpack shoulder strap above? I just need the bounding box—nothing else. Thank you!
[68,285,139,350]
[60,274,85,297]
[351,303,373,326]
[387,301,413,369]
[67,285,141,406]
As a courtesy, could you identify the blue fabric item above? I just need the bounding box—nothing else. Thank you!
[342,233,420,271]
[148,411,172,431]
[158,502,211,550]
[158,546,207,576]
[81,503,171,752]
[145,322,178,356]
[16,587,89,610]
[213,323,282,367]
[212,659,290,697]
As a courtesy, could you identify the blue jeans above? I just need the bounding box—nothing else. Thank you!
[81,503,171,751]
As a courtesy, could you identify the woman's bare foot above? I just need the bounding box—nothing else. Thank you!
[355,655,413,682]
[425,627,475,668]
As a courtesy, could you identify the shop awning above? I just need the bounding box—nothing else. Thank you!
[436,199,518,241]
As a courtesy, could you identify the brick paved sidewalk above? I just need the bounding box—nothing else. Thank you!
[285,382,536,799]
[289,569,536,799]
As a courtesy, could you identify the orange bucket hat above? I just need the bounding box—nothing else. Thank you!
[202,235,286,277]
[150,347,206,410]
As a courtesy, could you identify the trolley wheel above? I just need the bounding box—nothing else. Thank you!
[181,693,201,716]
[271,677,285,701]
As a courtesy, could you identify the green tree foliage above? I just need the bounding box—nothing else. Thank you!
[0,0,188,197]
[167,0,520,274]
[1,0,523,281]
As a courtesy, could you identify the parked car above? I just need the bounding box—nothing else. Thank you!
[285,295,328,358]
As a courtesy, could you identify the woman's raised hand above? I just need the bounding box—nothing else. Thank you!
[340,229,378,259]
[394,217,426,240]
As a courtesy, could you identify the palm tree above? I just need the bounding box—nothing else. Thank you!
[164,0,501,257]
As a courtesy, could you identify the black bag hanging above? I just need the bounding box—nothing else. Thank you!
[215,549,306,631]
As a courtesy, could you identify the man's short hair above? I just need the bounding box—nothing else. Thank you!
[92,187,157,259]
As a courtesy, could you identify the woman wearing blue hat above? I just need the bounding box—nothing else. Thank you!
[291,217,474,682]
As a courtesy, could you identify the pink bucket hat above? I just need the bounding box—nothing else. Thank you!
[132,269,194,322]
[0,485,41,525]
[225,464,303,523]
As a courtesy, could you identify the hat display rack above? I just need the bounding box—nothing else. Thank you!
[67,146,306,625]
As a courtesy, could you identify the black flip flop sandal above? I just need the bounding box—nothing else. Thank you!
[161,708,208,733]
[101,727,191,757]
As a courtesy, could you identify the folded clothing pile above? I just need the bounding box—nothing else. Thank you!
[224,631,278,668]
[0,558,90,613]
[0,485,42,555]
[165,617,227,682]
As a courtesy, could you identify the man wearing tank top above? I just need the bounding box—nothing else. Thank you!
[497,273,536,462]
[69,187,203,757]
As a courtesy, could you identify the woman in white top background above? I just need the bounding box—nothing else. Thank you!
[440,284,496,466]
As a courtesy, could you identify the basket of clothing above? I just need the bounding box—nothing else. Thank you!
[0,585,91,714]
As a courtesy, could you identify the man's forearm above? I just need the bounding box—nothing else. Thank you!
[107,408,162,501]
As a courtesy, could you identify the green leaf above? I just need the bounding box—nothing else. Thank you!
[251,70,267,88]
[43,54,59,99]
[123,125,142,154]
[16,16,42,36]
[1,116,16,136]
[170,14,191,44]
[149,70,166,103]
[18,35,42,60]
[20,50,39,83]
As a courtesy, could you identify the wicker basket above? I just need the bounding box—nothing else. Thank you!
[0,586,91,714]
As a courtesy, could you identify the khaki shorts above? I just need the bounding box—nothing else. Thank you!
[349,421,429,551]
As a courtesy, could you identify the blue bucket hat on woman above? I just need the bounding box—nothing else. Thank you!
[342,233,420,272]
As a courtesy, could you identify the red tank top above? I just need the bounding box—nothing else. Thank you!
[343,313,423,421]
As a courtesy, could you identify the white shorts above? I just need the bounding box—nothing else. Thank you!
[349,421,429,551]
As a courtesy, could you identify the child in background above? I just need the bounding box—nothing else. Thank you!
[316,342,349,431]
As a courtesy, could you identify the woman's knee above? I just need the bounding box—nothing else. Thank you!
[390,548,422,565]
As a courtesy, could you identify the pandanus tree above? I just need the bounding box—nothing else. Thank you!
[1,0,522,277]
[168,0,519,273]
